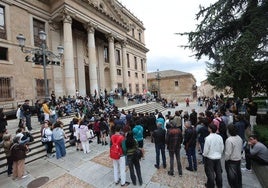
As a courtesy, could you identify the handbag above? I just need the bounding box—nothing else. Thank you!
[134,148,143,160]
[86,129,94,139]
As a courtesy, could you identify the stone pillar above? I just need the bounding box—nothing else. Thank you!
[144,58,148,90]
[121,40,128,92]
[107,35,116,92]
[76,37,86,96]
[86,24,98,96]
[63,14,76,96]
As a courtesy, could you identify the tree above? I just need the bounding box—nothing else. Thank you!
[181,0,268,98]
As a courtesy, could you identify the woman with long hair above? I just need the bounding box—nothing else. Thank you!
[125,131,143,186]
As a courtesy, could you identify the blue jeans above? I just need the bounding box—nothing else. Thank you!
[53,138,66,159]
[186,146,197,170]
[155,144,166,167]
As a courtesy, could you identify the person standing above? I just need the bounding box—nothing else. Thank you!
[189,109,198,126]
[99,117,109,145]
[21,100,32,131]
[152,121,166,169]
[132,120,144,148]
[78,120,90,154]
[225,124,243,188]
[0,108,7,136]
[166,121,183,177]
[10,136,29,180]
[247,99,258,132]
[42,100,50,122]
[203,123,224,188]
[110,125,129,187]
[2,134,13,177]
[42,121,54,158]
[183,121,197,171]
[125,131,143,186]
[52,121,66,159]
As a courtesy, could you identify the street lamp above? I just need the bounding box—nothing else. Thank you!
[17,31,64,100]
[155,69,161,99]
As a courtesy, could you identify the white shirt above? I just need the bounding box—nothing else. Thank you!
[203,133,224,160]
[225,135,243,161]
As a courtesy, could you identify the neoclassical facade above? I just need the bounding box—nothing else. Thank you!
[147,70,197,102]
[0,0,148,106]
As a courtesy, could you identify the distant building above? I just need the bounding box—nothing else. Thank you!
[147,70,197,102]
[0,0,148,107]
[198,79,232,98]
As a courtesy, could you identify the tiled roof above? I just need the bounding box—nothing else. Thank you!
[147,70,191,79]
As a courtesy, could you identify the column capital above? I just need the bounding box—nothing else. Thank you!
[84,22,97,34]
[106,34,116,43]
[121,39,127,48]
[63,14,72,24]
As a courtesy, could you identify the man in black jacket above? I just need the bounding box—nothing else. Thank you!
[166,121,183,177]
[152,121,166,169]
[183,121,197,171]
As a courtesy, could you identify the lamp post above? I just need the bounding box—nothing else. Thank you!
[16,31,64,100]
[155,69,161,99]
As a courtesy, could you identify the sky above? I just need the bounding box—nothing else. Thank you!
[119,0,216,86]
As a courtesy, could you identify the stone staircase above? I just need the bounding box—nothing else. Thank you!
[0,117,73,175]
[118,102,167,114]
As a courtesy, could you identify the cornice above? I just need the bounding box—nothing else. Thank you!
[127,38,149,53]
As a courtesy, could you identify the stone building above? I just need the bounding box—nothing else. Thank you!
[0,0,148,107]
[198,79,232,98]
[147,70,197,102]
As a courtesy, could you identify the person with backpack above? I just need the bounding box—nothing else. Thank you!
[110,125,129,187]
[213,112,227,143]
[10,136,29,180]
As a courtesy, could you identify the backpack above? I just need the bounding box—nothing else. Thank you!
[110,143,122,160]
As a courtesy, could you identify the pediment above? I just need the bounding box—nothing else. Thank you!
[85,0,129,29]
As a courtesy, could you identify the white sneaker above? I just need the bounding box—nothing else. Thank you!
[241,168,252,173]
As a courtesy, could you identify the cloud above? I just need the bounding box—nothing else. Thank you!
[119,0,217,86]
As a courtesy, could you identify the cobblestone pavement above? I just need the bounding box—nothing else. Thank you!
[0,102,262,188]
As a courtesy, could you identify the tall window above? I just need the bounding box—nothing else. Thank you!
[36,79,49,97]
[0,6,6,39]
[33,18,45,47]
[128,71,130,77]
[0,47,8,60]
[135,84,139,93]
[142,84,145,91]
[115,49,121,65]
[139,32,141,41]
[118,83,123,89]
[127,53,130,68]
[132,28,135,37]
[129,83,132,93]
[134,56,137,70]
[135,72,138,78]
[104,46,109,62]
[175,81,179,86]
[140,59,144,71]
[117,69,122,76]
[142,74,144,78]
[0,77,12,100]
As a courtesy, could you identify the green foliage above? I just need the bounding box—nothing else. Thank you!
[254,125,268,147]
[181,0,268,98]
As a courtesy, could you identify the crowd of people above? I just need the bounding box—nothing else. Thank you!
[0,92,267,188]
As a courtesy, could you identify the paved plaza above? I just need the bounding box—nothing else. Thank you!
[0,102,263,188]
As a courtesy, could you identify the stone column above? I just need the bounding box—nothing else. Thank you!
[86,24,98,96]
[144,58,148,90]
[63,14,76,96]
[107,35,116,92]
[76,37,86,96]
[121,40,128,92]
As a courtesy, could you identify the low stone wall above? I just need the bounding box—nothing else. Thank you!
[252,162,268,188]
